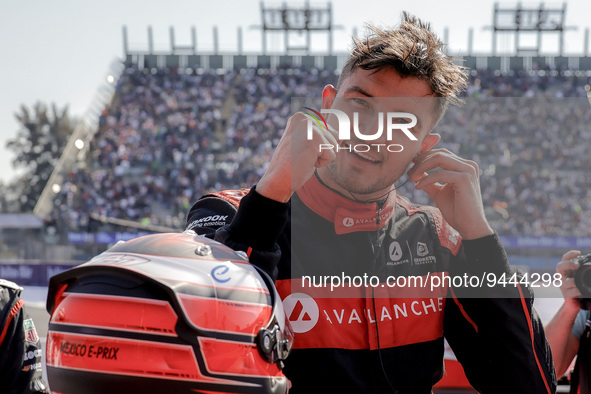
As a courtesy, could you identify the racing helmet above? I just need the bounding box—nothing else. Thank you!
[46,231,293,394]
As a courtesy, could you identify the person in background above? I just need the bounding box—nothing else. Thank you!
[0,279,49,394]
[546,250,591,393]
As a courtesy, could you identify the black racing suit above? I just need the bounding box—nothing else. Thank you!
[570,311,591,394]
[186,175,556,393]
[0,279,49,394]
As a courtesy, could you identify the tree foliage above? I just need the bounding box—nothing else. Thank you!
[5,102,75,212]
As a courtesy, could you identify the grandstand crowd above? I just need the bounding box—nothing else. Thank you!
[47,63,591,246]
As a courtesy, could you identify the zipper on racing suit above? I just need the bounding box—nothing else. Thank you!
[370,200,399,394]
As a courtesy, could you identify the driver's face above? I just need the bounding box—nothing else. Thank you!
[318,67,439,200]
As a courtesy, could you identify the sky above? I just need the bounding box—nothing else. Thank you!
[1,0,590,184]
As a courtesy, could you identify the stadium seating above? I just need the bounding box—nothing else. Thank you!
[47,63,591,253]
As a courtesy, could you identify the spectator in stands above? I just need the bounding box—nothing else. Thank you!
[44,36,591,260]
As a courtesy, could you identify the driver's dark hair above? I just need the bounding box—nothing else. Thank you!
[338,12,468,123]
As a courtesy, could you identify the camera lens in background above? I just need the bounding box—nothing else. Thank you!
[574,255,591,310]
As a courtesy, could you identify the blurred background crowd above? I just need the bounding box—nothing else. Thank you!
[39,64,590,249]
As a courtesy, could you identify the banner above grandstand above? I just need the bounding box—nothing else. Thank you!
[500,236,591,250]
[65,231,591,249]
[68,232,155,245]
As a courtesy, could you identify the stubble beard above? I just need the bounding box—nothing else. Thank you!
[325,161,402,197]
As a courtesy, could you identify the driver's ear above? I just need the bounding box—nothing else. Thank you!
[322,85,337,109]
[420,133,440,153]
